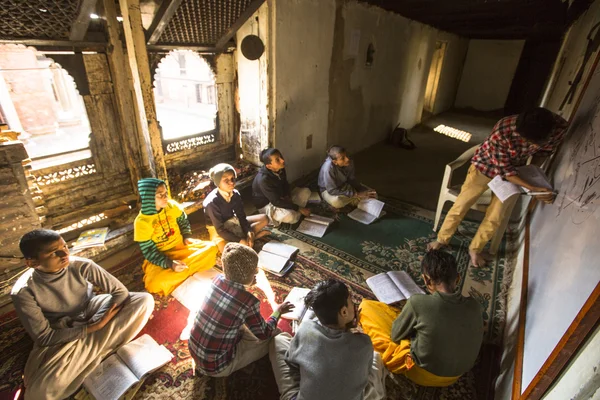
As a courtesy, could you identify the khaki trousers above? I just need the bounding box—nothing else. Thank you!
[206,325,273,377]
[24,292,154,400]
[269,333,387,400]
[437,165,516,252]
[260,187,311,226]
[321,191,359,209]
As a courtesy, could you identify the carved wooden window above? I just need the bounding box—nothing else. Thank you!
[0,44,92,170]
[153,50,218,149]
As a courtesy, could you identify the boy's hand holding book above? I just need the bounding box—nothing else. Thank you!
[172,260,188,272]
[276,301,295,315]
[529,187,555,203]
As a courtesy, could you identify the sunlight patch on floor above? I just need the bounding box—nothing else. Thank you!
[434,124,472,142]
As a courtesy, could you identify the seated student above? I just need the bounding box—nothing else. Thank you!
[11,229,154,400]
[134,178,218,297]
[359,250,483,387]
[203,163,269,252]
[252,148,312,226]
[429,108,567,266]
[270,279,387,400]
[318,145,376,209]
[188,243,293,376]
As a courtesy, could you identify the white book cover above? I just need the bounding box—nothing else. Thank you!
[83,334,173,400]
[348,199,385,225]
[366,271,425,305]
[281,287,311,320]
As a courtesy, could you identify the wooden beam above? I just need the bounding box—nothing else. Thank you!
[119,0,169,185]
[69,0,99,41]
[147,44,218,53]
[215,0,266,51]
[146,0,184,45]
[0,39,105,50]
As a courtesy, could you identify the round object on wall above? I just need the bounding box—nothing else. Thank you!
[241,35,265,60]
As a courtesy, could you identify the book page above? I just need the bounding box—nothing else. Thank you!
[357,198,385,217]
[487,175,522,203]
[365,273,406,304]
[258,251,289,273]
[516,165,553,190]
[304,214,334,225]
[388,271,424,299]
[281,287,311,320]
[84,354,139,400]
[348,208,378,225]
[297,220,328,237]
[262,242,299,259]
[116,334,174,380]
[308,192,321,203]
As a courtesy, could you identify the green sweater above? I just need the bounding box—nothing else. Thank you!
[391,291,483,377]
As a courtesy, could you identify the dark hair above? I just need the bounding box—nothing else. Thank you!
[421,250,458,286]
[304,279,349,325]
[327,145,346,160]
[516,108,556,144]
[19,229,63,259]
[260,148,282,165]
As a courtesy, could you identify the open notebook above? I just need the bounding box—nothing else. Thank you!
[83,334,173,400]
[487,165,553,203]
[296,214,335,237]
[280,287,311,321]
[348,199,385,225]
[258,242,299,276]
[366,271,425,304]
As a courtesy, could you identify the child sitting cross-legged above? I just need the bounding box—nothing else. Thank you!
[188,242,293,377]
[269,279,388,400]
[359,250,484,387]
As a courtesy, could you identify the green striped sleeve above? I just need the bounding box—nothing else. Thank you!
[139,240,172,269]
[176,212,192,239]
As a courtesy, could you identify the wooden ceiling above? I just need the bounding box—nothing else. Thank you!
[361,0,593,40]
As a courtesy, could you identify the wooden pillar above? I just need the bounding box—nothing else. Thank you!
[118,0,169,187]
[102,0,151,188]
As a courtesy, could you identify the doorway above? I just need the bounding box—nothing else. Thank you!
[423,41,447,116]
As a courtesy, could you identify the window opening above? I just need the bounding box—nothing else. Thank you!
[0,45,92,166]
[153,50,217,141]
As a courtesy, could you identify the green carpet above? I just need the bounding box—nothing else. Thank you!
[272,197,516,344]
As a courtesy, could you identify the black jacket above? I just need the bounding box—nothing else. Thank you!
[202,189,250,242]
[252,166,298,211]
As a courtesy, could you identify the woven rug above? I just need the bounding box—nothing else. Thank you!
[0,199,514,399]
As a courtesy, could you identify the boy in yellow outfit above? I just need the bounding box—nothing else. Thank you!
[134,178,218,296]
[359,250,483,387]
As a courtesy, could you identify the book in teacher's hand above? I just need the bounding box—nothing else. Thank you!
[366,271,425,305]
[258,242,299,277]
[83,334,173,400]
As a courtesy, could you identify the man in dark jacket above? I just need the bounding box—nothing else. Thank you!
[252,148,311,226]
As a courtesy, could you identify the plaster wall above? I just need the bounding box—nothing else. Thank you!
[455,39,525,111]
[236,3,270,165]
[271,0,336,181]
[432,32,469,115]
[542,0,600,119]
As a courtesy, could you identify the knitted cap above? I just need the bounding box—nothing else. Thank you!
[222,242,258,284]
[209,163,236,187]
[137,178,166,215]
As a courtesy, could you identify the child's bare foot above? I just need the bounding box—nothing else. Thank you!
[427,240,444,251]
[256,230,271,240]
[469,250,486,267]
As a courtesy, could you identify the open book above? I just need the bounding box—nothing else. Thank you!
[366,271,425,305]
[487,165,553,203]
[348,199,385,225]
[280,287,311,321]
[72,227,109,251]
[258,242,299,276]
[83,334,173,400]
[296,214,335,237]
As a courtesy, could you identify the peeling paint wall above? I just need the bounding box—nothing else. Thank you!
[455,40,525,111]
[271,0,336,181]
[269,0,466,181]
[236,3,270,165]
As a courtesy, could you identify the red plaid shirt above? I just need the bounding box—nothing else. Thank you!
[471,114,568,178]
[188,275,279,375]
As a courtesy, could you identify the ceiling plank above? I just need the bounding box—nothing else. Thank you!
[0,39,106,51]
[147,0,185,45]
[147,44,218,53]
[215,0,266,52]
[69,0,99,41]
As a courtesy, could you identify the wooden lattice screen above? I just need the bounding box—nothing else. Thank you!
[0,0,82,40]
